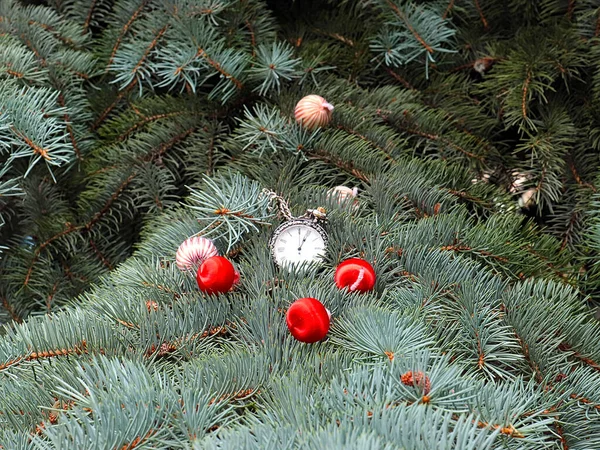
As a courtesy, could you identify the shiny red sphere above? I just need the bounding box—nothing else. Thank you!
[196,256,236,294]
[286,297,330,343]
[334,258,376,293]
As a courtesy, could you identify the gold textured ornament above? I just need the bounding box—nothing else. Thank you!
[294,95,334,130]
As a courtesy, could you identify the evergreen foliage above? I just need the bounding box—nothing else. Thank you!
[1,0,600,448]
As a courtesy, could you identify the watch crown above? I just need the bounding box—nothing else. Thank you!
[308,207,327,220]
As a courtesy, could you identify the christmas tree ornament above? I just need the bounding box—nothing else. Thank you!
[286,297,330,343]
[176,236,219,271]
[518,188,536,209]
[294,95,334,130]
[196,255,237,294]
[265,190,328,269]
[509,172,537,209]
[472,57,495,76]
[334,258,376,293]
[327,185,358,206]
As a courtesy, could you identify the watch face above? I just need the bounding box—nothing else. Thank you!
[270,220,327,268]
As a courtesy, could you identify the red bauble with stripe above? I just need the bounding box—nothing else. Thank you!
[294,95,334,130]
[286,297,331,343]
[334,258,376,293]
[196,256,238,294]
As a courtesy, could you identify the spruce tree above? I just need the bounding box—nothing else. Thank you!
[1,0,600,448]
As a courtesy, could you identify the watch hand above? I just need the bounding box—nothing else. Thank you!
[298,233,309,251]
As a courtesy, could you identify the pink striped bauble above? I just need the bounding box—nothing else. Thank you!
[294,95,334,130]
[176,236,219,271]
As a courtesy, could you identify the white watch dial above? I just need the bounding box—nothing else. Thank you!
[272,222,327,267]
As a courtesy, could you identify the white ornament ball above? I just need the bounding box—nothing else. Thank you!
[518,188,536,209]
[176,236,219,271]
[294,95,334,130]
[327,185,358,204]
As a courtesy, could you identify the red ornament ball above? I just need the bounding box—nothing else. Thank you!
[196,256,236,294]
[286,297,330,343]
[334,258,376,293]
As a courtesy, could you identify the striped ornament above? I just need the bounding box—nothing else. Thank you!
[327,185,358,204]
[294,95,334,130]
[176,236,219,271]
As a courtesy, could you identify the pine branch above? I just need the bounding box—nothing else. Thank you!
[82,0,97,33]
[129,24,169,83]
[91,79,137,130]
[557,342,600,372]
[385,0,434,54]
[105,0,149,71]
[116,111,186,142]
[473,0,489,30]
[443,0,455,18]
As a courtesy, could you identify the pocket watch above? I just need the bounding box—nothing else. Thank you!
[270,208,328,268]
[264,190,328,268]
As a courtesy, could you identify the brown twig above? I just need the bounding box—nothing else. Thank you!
[567,0,576,20]
[24,224,80,286]
[568,158,597,192]
[245,20,256,56]
[399,125,485,161]
[522,70,531,120]
[106,0,149,71]
[1,296,22,323]
[385,67,416,90]
[195,48,243,90]
[11,126,51,161]
[45,281,59,312]
[514,330,544,383]
[440,244,509,263]
[85,173,137,230]
[386,0,433,54]
[27,20,76,47]
[557,342,600,372]
[442,0,455,19]
[473,0,489,30]
[117,111,185,141]
[120,429,156,450]
[335,124,395,161]
[92,80,138,130]
[311,149,370,182]
[0,340,90,371]
[58,93,82,161]
[89,239,113,270]
[83,0,98,34]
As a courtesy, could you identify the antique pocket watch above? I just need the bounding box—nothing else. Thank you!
[264,190,328,268]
